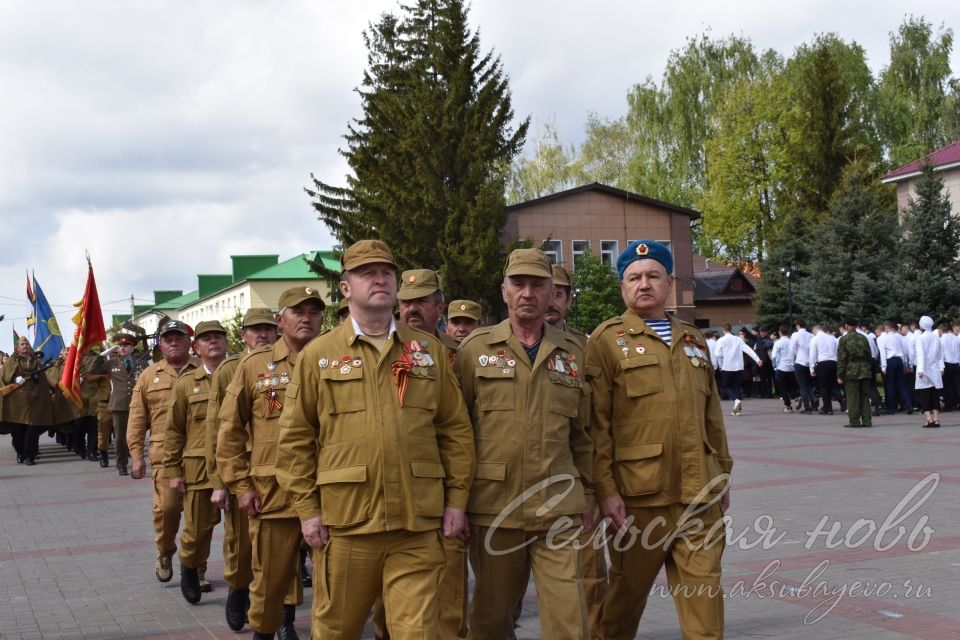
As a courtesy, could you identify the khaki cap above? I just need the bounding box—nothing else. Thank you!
[341,239,398,271]
[242,307,278,328]
[114,332,138,345]
[278,286,326,310]
[397,269,442,301]
[194,320,227,337]
[448,299,481,321]
[504,248,552,279]
[336,299,351,316]
[551,264,572,287]
[160,320,194,337]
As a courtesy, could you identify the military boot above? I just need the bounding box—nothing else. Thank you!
[225,587,249,631]
[252,633,274,640]
[99,449,109,468]
[277,604,300,640]
[155,554,173,582]
[180,565,201,604]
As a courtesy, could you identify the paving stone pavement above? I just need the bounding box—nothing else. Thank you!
[2,399,959,639]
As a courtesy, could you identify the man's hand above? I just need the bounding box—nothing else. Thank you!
[443,506,469,540]
[169,477,186,493]
[600,495,627,532]
[238,489,262,518]
[302,516,329,549]
[837,378,843,385]
[918,371,926,382]
[811,369,817,377]
[580,508,595,535]
[131,459,146,479]
[211,489,229,509]
[721,486,731,513]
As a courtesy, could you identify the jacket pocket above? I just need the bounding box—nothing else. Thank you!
[475,367,515,411]
[251,464,290,514]
[410,460,446,518]
[549,382,581,418]
[187,393,209,421]
[320,367,366,414]
[467,461,508,515]
[544,463,587,516]
[316,464,371,527]
[619,356,663,398]
[614,442,664,496]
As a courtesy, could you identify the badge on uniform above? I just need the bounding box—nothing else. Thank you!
[193,385,201,394]
[479,355,489,367]
[319,358,329,368]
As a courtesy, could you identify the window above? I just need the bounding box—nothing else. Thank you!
[572,240,590,266]
[239,293,245,309]
[600,240,618,267]
[542,240,562,265]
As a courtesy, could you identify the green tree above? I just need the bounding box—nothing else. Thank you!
[223,309,244,355]
[893,164,960,319]
[877,17,959,166]
[794,160,899,325]
[507,121,576,204]
[568,249,623,335]
[306,0,528,313]
[755,210,813,328]
[574,113,635,188]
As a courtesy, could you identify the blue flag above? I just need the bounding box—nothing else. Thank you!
[27,272,65,361]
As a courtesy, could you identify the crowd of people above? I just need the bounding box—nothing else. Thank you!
[21,238,955,639]
[702,317,960,428]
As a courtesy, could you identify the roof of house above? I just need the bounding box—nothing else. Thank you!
[506,182,702,220]
[882,140,960,183]
[693,267,757,303]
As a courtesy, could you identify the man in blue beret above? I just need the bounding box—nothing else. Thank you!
[585,240,731,640]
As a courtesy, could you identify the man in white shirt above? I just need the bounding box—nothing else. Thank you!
[715,323,762,415]
[878,321,913,414]
[940,320,960,411]
[809,325,840,414]
[789,320,816,413]
[771,325,796,412]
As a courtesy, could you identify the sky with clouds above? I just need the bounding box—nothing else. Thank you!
[1,0,957,352]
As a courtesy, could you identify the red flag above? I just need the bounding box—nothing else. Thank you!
[60,256,107,407]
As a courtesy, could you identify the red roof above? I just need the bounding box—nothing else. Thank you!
[882,139,960,182]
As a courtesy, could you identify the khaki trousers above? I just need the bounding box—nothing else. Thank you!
[223,493,253,589]
[373,536,468,639]
[151,465,183,557]
[468,526,588,640]
[96,408,112,450]
[249,517,303,634]
[596,503,726,640]
[112,410,130,468]
[179,488,221,569]
[312,529,444,640]
[580,509,608,631]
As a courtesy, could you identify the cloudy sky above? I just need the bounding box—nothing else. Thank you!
[1,0,957,352]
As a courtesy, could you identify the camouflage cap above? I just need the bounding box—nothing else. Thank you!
[194,320,227,337]
[341,239,398,272]
[397,269,442,301]
[278,286,326,310]
[551,264,572,288]
[448,299,481,321]
[504,248,552,279]
[159,320,194,337]
[242,307,278,328]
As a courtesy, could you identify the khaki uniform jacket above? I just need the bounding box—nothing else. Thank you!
[205,354,241,491]
[218,340,298,519]
[455,320,593,529]
[78,352,102,418]
[127,358,201,464]
[46,360,80,426]
[89,352,148,412]
[2,352,52,426]
[585,312,732,507]
[163,365,216,489]
[275,321,476,536]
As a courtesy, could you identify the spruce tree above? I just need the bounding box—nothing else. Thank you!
[755,211,812,328]
[306,0,528,312]
[894,164,960,319]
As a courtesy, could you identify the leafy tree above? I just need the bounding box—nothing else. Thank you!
[223,309,244,355]
[794,160,898,325]
[877,17,959,166]
[507,121,576,204]
[893,164,960,319]
[574,113,635,188]
[306,0,528,313]
[568,249,623,335]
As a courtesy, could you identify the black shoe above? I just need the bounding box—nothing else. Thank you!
[118,466,129,476]
[99,450,109,468]
[843,424,858,428]
[180,566,201,604]
[87,449,98,461]
[25,458,36,466]
[252,633,275,640]
[225,587,249,631]
[17,455,24,464]
[277,604,300,640]
[907,409,914,415]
